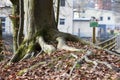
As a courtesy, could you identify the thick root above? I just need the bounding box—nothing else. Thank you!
[37,36,56,55]
[56,37,84,52]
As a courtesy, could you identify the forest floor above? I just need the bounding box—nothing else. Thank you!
[0,37,120,80]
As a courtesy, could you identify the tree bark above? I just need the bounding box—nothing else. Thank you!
[17,0,24,47]
[10,0,19,53]
[56,0,60,26]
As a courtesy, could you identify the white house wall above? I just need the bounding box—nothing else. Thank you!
[4,17,12,34]
[58,0,73,34]
[73,20,98,37]
[0,8,12,35]
[73,8,119,37]
[74,9,116,25]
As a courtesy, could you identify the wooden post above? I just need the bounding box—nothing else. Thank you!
[90,17,98,44]
[93,27,96,43]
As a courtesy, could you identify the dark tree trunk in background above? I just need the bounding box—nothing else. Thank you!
[56,0,60,26]
[17,0,24,47]
[10,0,19,53]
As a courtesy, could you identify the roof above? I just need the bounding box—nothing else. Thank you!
[73,18,90,21]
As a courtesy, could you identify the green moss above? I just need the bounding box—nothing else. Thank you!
[26,41,35,53]
[11,44,26,62]
[17,68,28,76]
[75,63,81,68]
[10,39,37,62]
[10,3,19,53]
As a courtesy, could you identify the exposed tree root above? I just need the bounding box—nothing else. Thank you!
[69,50,115,76]
[56,37,84,52]
[84,56,112,69]
[69,51,92,76]
[37,36,56,55]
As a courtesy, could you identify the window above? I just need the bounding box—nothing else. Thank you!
[60,0,65,7]
[60,18,65,25]
[0,17,6,22]
[108,17,111,20]
[2,23,5,27]
[100,17,103,21]
[0,17,6,27]
[82,10,85,13]
[2,28,5,32]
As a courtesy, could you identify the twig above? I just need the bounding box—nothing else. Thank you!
[69,60,78,76]
[84,56,112,69]
[70,53,78,59]
[69,51,92,76]
[96,60,112,69]
[84,56,98,69]
[36,50,43,57]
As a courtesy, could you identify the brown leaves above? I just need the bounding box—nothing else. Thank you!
[0,41,120,80]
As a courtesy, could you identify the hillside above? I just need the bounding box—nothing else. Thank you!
[0,41,120,80]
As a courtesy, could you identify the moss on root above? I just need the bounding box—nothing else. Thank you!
[10,40,36,62]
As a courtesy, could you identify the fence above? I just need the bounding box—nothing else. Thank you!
[96,36,117,50]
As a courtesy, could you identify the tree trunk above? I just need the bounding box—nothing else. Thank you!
[17,0,24,47]
[55,0,60,26]
[10,0,19,53]
[10,0,84,62]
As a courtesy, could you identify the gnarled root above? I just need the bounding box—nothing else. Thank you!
[56,37,84,52]
[37,36,56,55]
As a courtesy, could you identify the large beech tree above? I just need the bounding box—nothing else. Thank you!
[10,0,84,62]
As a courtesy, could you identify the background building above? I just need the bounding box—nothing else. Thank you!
[0,0,12,35]
[54,0,73,34]
[73,8,120,41]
